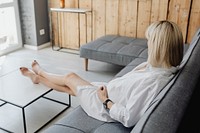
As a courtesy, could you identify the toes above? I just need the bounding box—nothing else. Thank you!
[32,60,39,67]
[19,67,28,71]
[33,60,38,64]
[19,67,30,76]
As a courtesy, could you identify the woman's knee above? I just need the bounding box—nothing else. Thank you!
[64,72,79,95]
[64,86,75,96]
[64,72,80,85]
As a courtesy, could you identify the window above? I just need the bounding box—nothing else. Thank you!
[0,0,22,55]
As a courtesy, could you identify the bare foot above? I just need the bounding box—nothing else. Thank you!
[32,60,42,75]
[20,67,39,84]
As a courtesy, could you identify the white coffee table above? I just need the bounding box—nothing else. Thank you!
[0,69,71,133]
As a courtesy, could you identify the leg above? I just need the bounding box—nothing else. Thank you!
[21,65,92,96]
[64,72,91,95]
[36,72,92,96]
[20,67,75,96]
[39,75,76,96]
[32,60,91,92]
[84,58,88,71]
[32,60,67,86]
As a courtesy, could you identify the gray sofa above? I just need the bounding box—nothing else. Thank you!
[43,28,200,133]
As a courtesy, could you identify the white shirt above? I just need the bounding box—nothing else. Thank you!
[77,62,178,127]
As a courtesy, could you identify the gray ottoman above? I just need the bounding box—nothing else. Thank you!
[80,35,148,71]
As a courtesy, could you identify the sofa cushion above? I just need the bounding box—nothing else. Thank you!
[80,35,148,66]
[93,122,132,133]
[43,106,104,133]
[43,106,131,133]
[114,58,147,78]
[43,125,84,133]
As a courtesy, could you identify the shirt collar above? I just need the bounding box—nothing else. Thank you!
[146,63,179,74]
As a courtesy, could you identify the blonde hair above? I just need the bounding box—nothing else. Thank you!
[145,20,183,68]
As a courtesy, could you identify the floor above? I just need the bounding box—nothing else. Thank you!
[0,46,123,133]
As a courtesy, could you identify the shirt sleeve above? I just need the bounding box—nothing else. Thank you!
[109,80,159,127]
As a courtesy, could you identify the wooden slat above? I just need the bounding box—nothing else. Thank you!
[58,13,62,47]
[86,12,92,42]
[51,12,59,46]
[105,0,119,35]
[49,0,200,48]
[92,0,106,40]
[55,0,79,49]
[168,0,192,43]
[79,0,92,45]
[62,12,79,49]
[65,0,79,8]
[137,0,152,38]
[79,14,87,46]
[48,0,59,8]
[79,0,92,8]
[49,0,59,46]
[60,12,65,47]
[118,0,138,37]
[187,0,200,43]
[151,0,168,22]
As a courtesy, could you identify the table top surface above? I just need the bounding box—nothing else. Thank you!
[50,8,91,13]
[0,69,51,107]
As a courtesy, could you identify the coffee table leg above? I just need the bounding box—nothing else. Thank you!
[22,108,27,133]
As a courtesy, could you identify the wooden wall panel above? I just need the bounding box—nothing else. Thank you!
[150,0,168,22]
[187,0,200,43]
[59,13,64,47]
[105,0,119,35]
[137,0,152,38]
[79,14,87,46]
[48,0,59,8]
[64,0,79,51]
[168,0,192,42]
[49,0,200,48]
[79,0,92,45]
[65,0,79,8]
[79,0,92,8]
[62,13,79,49]
[92,0,106,40]
[48,1,59,46]
[86,12,92,43]
[51,12,59,46]
[118,0,138,37]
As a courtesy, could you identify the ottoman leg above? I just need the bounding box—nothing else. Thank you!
[84,58,88,71]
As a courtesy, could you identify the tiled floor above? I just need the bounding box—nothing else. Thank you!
[0,46,123,133]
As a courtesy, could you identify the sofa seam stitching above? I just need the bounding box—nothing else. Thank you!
[54,123,86,133]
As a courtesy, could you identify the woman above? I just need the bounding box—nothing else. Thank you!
[20,20,183,127]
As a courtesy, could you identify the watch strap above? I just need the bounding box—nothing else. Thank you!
[103,99,112,109]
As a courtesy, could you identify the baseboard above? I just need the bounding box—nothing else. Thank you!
[24,42,51,50]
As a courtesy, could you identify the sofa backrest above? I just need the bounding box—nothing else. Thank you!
[132,28,200,133]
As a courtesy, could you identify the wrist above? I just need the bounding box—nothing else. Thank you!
[103,98,113,110]
[107,101,113,109]
[103,97,108,103]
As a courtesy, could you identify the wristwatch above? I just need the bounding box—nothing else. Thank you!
[103,99,112,110]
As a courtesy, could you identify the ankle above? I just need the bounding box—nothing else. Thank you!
[31,74,40,84]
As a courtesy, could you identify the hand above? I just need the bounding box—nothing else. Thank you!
[97,86,108,103]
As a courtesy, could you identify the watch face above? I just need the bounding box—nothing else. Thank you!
[103,103,107,109]
[103,102,107,109]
